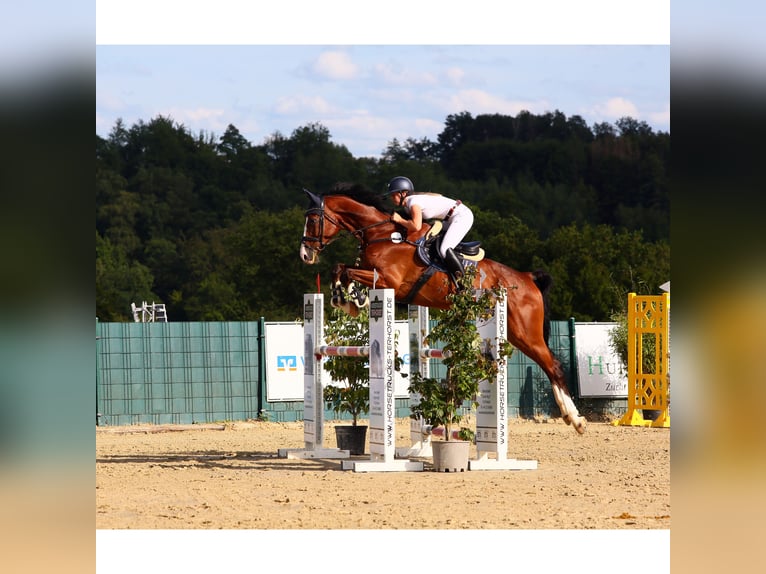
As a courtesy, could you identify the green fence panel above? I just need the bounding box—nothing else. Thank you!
[97,320,264,426]
[97,317,622,426]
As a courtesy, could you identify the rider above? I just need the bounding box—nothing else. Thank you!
[388,176,474,286]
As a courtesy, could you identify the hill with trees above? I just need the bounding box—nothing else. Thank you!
[96,110,669,322]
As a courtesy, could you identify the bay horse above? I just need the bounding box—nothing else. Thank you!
[299,182,586,434]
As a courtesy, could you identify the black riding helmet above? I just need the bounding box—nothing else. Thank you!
[387,176,414,196]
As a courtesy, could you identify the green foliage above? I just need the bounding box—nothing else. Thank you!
[608,310,657,374]
[322,302,371,425]
[534,223,670,321]
[96,231,157,321]
[408,267,513,440]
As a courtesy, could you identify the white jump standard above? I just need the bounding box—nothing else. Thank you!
[278,292,350,459]
[336,289,423,472]
[470,291,537,470]
[279,289,423,472]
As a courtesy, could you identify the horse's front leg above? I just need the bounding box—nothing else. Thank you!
[330,264,392,316]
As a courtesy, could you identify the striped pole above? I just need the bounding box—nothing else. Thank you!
[314,345,369,360]
[420,348,451,360]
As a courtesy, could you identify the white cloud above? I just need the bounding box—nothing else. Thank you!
[413,117,444,133]
[591,97,640,120]
[324,111,392,134]
[95,112,109,134]
[96,90,127,112]
[374,63,438,86]
[440,89,548,116]
[313,51,358,80]
[320,114,395,158]
[158,106,228,133]
[274,95,335,115]
[647,102,670,128]
[444,67,465,85]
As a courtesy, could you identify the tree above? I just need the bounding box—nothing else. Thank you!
[437,110,473,167]
[408,267,512,441]
[322,304,371,426]
[217,124,251,159]
[95,112,669,323]
[96,231,157,321]
[534,224,670,321]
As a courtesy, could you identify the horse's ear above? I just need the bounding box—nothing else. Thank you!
[303,188,322,207]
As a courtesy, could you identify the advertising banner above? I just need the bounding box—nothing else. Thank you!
[575,322,627,398]
[265,321,410,402]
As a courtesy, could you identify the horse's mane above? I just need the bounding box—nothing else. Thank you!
[325,182,392,214]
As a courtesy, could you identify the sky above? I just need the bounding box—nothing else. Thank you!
[94,1,674,159]
[97,45,670,158]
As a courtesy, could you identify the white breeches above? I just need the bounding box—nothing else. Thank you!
[439,205,474,258]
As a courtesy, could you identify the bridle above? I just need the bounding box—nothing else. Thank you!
[301,197,333,252]
[301,196,400,253]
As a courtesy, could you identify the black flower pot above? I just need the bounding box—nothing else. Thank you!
[334,425,368,455]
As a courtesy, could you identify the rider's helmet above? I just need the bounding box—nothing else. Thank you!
[387,176,414,196]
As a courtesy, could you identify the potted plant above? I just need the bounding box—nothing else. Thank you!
[408,266,512,471]
[322,301,371,455]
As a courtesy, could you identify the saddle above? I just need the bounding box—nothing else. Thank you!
[414,220,485,273]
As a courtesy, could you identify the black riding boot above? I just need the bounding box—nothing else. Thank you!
[443,248,464,288]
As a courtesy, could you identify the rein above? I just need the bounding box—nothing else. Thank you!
[302,198,406,251]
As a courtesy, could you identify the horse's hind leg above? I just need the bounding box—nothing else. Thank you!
[533,346,586,434]
[545,356,587,434]
[507,307,586,434]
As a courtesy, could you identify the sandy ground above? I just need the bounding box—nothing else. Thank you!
[96,416,669,531]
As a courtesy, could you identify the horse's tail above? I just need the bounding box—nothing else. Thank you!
[532,270,553,345]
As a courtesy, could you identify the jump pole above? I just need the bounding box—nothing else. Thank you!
[470,289,537,470]
[277,292,350,459]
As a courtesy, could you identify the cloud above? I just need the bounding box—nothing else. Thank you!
[95,112,109,134]
[312,51,358,80]
[158,106,228,132]
[319,112,396,158]
[413,117,444,133]
[374,63,438,86]
[444,67,466,86]
[439,89,548,116]
[647,102,670,128]
[323,110,392,134]
[274,95,335,115]
[320,112,447,158]
[96,90,127,112]
[591,96,640,120]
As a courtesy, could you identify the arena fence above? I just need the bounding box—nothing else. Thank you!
[96,315,627,426]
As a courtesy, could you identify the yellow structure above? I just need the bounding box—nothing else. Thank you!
[612,292,670,428]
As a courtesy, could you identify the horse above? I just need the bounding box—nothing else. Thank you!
[299,182,586,434]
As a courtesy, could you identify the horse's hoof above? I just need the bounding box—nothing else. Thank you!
[562,414,571,425]
[573,417,587,434]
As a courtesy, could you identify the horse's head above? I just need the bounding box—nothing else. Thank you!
[299,184,392,264]
[299,188,354,264]
[300,189,327,264]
